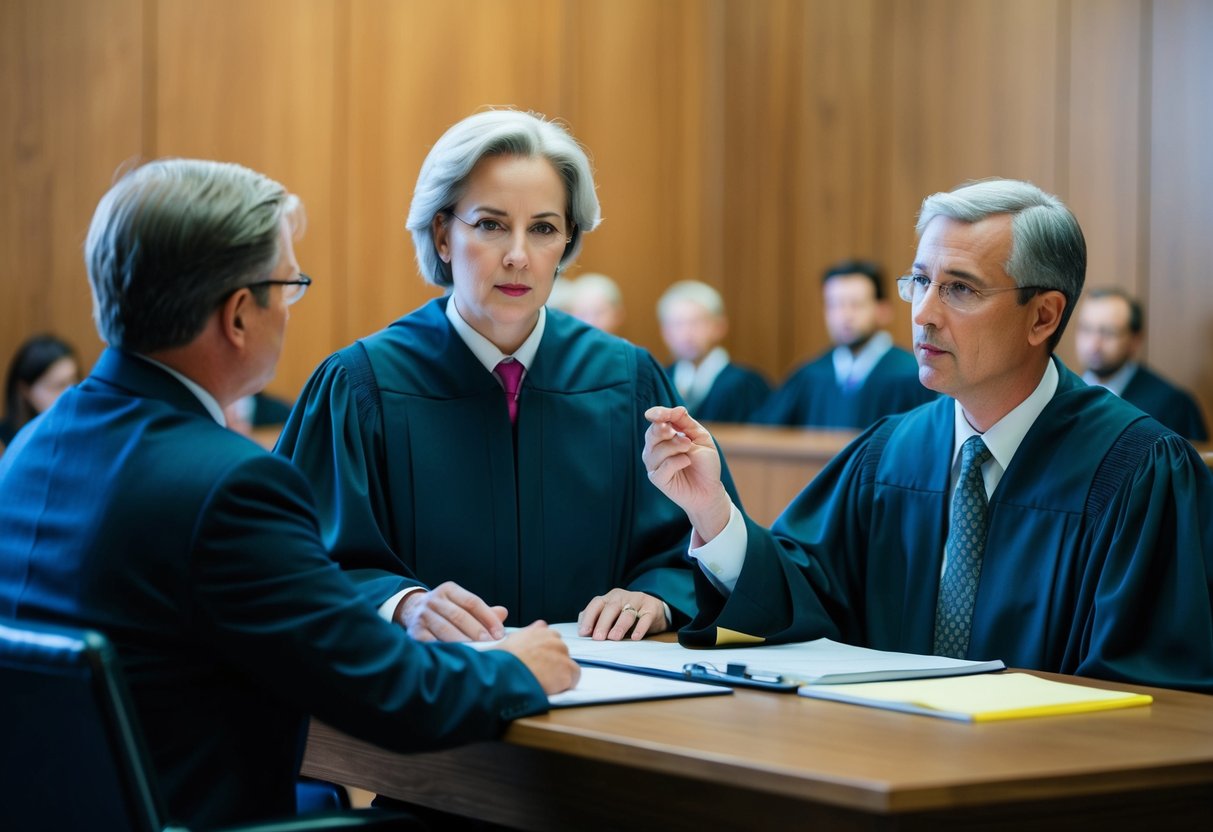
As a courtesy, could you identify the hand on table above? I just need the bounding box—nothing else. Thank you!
[577,588,669,641]
[499,621,581,694]
[395,581,508,642]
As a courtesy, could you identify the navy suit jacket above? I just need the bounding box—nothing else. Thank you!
[0,348,547,829]
[666,361,771,423]
[1121,364,1208,441]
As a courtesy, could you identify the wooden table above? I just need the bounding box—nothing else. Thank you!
[303,672,1213,831]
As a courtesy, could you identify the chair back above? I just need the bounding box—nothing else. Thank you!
[0,618,169,832]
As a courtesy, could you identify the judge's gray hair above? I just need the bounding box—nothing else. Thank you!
[917,178,1085,349]
[85,158,300,353]
[406,109,601,288]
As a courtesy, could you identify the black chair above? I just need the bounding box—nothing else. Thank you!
[0,618,419,832]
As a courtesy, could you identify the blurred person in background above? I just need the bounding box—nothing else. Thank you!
[658,280,770,422]
[756,259,935,428]
[568,271,626,335]
[1075,287,1208,441]
[1,333,80,450]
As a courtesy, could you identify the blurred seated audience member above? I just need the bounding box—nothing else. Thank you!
[657,280,770,423]
[224,391,294,438]
[1075,287,1208,441]
[755,258,936,429]
[545,275,579,314]
[1,333,80,449]
[569,272,625,334]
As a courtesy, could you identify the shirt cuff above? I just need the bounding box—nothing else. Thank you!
[378,586,427,623]
[688,502,747,595]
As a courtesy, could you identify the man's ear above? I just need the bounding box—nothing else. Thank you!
[1028,290,1067,347]
[219,289,252,349]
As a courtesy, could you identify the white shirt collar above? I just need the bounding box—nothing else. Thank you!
[832,330,893,387]
[1082,361,1138,398]
[135,354,227,426]
[673,347,730,405]
[445,295,546,374]
[951,358,1059,497]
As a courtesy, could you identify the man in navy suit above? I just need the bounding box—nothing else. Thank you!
[658,280,771,422]
[755,260,936,428]
[1075,287,1208,441]
[0,159,578,830]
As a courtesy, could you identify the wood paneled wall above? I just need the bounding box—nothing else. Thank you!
[3,0,1211,422]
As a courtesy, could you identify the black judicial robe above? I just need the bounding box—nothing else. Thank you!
[682,359,1213,694]
[668,361,771,423]
[277,298,729,624]
[754,346,936,429]
[1121,364,1209,441]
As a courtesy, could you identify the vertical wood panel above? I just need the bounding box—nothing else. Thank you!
[881,0,1064,365]
[787,0,884,369]
[343,0,566,354]
[154,0,341,400]
[1149,0,1213,426]
[0,0,144,377]
[565,0,717,354]
[718,0,806,377]
[1058,0,1146,369]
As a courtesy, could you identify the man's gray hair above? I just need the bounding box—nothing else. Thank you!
[657,280,725,320]
[85,158,300,354]
[406,109,602,288]
[917,178,1086,349]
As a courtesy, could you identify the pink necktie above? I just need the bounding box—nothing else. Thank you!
[495,359,524,423]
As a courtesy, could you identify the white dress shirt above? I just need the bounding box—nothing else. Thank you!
[672,347,730,411]
[1082,361,1138,398]
[832,330,893,389]
[691,360,1060,594]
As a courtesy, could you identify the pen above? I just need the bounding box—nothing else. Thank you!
[726,663,785,684]
[683,661,799,692]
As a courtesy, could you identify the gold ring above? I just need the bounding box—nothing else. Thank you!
[622,604,637,614]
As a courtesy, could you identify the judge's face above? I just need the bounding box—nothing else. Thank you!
[910,215,1051,421]
[823,274,884,350]
[660,299,725,364]
[434,154,570,354]
[1075,296,1139,379]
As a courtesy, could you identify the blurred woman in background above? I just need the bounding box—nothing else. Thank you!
[1,334,79,450]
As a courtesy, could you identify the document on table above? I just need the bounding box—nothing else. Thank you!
[798,672,1153,721]
[548,666,730,708]
[462,635,730,708]
[548,622,1004,685]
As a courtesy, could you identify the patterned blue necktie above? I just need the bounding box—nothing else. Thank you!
[933,435,993,659]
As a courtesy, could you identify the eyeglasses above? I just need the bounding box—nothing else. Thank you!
[448,212,572,251]
[897,274,1048,313]
[247,273,312,306]
[1075,324,1130,340]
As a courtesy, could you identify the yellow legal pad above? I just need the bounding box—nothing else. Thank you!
[799,672,1153,722]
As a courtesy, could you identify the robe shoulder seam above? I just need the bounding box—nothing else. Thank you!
[1085,416,1169,520]
[335,341,383,432]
